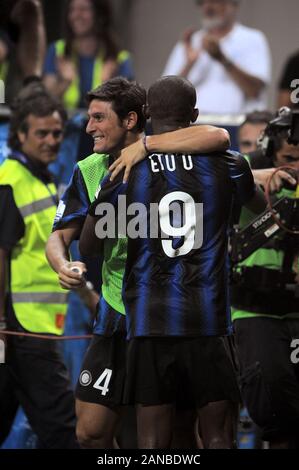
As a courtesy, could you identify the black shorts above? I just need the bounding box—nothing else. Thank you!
[125,336,240,408]
[75,333,126,409]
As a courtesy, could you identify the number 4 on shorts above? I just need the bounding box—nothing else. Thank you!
[93,368,112,396]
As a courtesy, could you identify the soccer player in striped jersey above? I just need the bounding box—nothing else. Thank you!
[87,76,267,448]
[47,76,231,448]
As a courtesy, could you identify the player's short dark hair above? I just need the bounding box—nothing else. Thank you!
[87,77,146,132]
[9,82,67,151]
[148,76,196,124]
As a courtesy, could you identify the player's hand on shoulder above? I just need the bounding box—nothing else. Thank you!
[109,138,146,183]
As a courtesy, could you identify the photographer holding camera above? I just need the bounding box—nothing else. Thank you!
[231,111,299,448]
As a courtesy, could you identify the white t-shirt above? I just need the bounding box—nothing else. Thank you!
[163,23,271,114]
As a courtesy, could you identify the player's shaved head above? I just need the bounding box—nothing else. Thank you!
[147,76,198,127]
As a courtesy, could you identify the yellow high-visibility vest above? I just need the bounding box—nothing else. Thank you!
[0,61,8,81]
[0,158,68,334]
[54,39,130,109]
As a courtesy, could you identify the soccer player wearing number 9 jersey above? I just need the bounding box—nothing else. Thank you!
[92,76,267,448]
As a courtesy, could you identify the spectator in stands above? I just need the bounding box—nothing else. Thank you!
[163,0,271,114]
[43,0,134,110]
[0,0,46,105]
[278,50,299,109]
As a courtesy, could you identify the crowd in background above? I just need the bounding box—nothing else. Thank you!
[0,0,298,114]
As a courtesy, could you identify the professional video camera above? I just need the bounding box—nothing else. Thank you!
[230,108,299,296]
[258,107,299,159]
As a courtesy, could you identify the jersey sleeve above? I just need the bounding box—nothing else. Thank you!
[52,164,90,231]
[227,151,256,206]
[0,185,25,250]
[89,171,128,216]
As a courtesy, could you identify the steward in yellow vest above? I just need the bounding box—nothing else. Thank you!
[0,154,68,334]
[0,84,78,448]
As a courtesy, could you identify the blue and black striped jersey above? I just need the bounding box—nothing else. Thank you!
[52,163,90,232]
[97,151,256,339]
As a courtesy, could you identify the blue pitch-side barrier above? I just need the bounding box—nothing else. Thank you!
[0,112,243,448]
